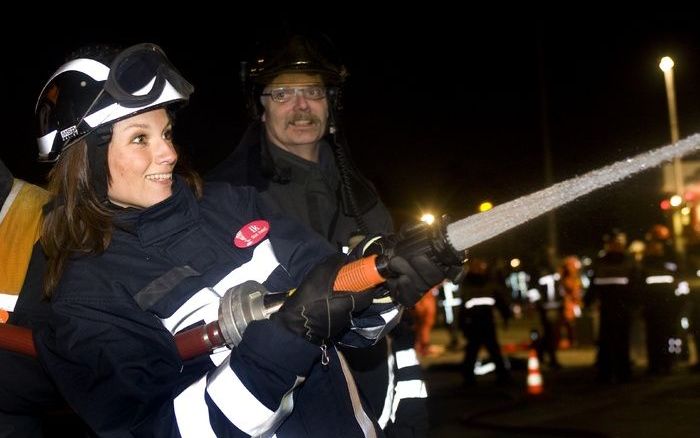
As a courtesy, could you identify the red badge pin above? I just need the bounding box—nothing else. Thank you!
[234,220,270,248]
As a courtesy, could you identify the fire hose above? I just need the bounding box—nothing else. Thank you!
[4,132,700,360]
[0,216,464,360]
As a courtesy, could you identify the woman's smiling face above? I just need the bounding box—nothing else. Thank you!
[107,108,177,209]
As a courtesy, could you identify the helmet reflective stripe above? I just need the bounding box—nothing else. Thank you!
[83,79,186,129]
[37,130,58,159]
[37,75,186,160]
[36,58,111,160]
[35,58,110,112]
[35,44,193,163]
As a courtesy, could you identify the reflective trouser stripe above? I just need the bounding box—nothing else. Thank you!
[390,380,427,423]
[645,275,674,284]
[378,346,427,428]
[593,277,629,285]
[465,297,496,309]
[337,349,378,438]
[378,345,395,429]
[395,348,420,369]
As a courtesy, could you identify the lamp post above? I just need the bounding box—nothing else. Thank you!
[659,55,685,261]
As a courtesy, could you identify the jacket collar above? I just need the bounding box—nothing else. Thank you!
[266,133,337,185]
[113,176,200,247]
[216,120,379,216]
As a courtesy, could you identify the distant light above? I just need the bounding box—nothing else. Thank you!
[675,281,689,296]
[659,56,675,72]
[581,256,592,267]
[510,258,521,268]
[420,213,435,225]
[474,360,496,376]
[668,338,682,354]
[479,201,493,212]
[670,195,683,207]
[629,240,646,254]
[682,206,691,215]
[660,199,671,210]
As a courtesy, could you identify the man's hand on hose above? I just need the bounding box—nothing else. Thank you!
[271,254,374,345]
[381,221,465,308]
[385,254,445,307]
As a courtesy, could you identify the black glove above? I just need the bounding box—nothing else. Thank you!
[383,220,464,307]
[272,254,374,345]
[386,254,445,307]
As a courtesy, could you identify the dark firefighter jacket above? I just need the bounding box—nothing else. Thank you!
[34,178,393,437]
[206,122,428,436]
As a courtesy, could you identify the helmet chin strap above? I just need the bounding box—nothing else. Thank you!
[327,102,379,232]
[85,125,113,204]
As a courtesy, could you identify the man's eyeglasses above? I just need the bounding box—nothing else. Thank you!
[261,86,326,103]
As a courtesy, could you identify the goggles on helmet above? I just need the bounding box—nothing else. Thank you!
[102,43,193,108]
[36,43,193,162]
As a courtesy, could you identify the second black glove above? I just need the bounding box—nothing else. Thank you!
[385,253,445,307]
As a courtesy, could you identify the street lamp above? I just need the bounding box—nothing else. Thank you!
[659,55,685,261]
[420,213,435,225]
[659,57,680,144]
[478,201,493,212]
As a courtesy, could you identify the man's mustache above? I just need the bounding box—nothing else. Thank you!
[289,113,321,124]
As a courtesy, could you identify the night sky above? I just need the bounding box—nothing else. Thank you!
[3,11,700,260]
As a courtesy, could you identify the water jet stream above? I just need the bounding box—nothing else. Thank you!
[447,134,700,251]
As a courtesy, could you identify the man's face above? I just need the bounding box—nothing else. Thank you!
[261,73,328,152]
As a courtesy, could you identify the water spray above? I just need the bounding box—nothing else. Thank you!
[447,133,700,250]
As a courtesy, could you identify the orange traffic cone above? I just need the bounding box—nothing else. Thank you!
[526,348,544,396]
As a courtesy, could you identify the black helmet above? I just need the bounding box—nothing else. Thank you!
[35,43,194,162]
[247,34,347,86]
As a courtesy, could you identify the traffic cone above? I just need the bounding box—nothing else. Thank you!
[526,348,544,396]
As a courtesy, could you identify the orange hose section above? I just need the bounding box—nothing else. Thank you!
[333,254,385,292]
[0,323,37,357]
